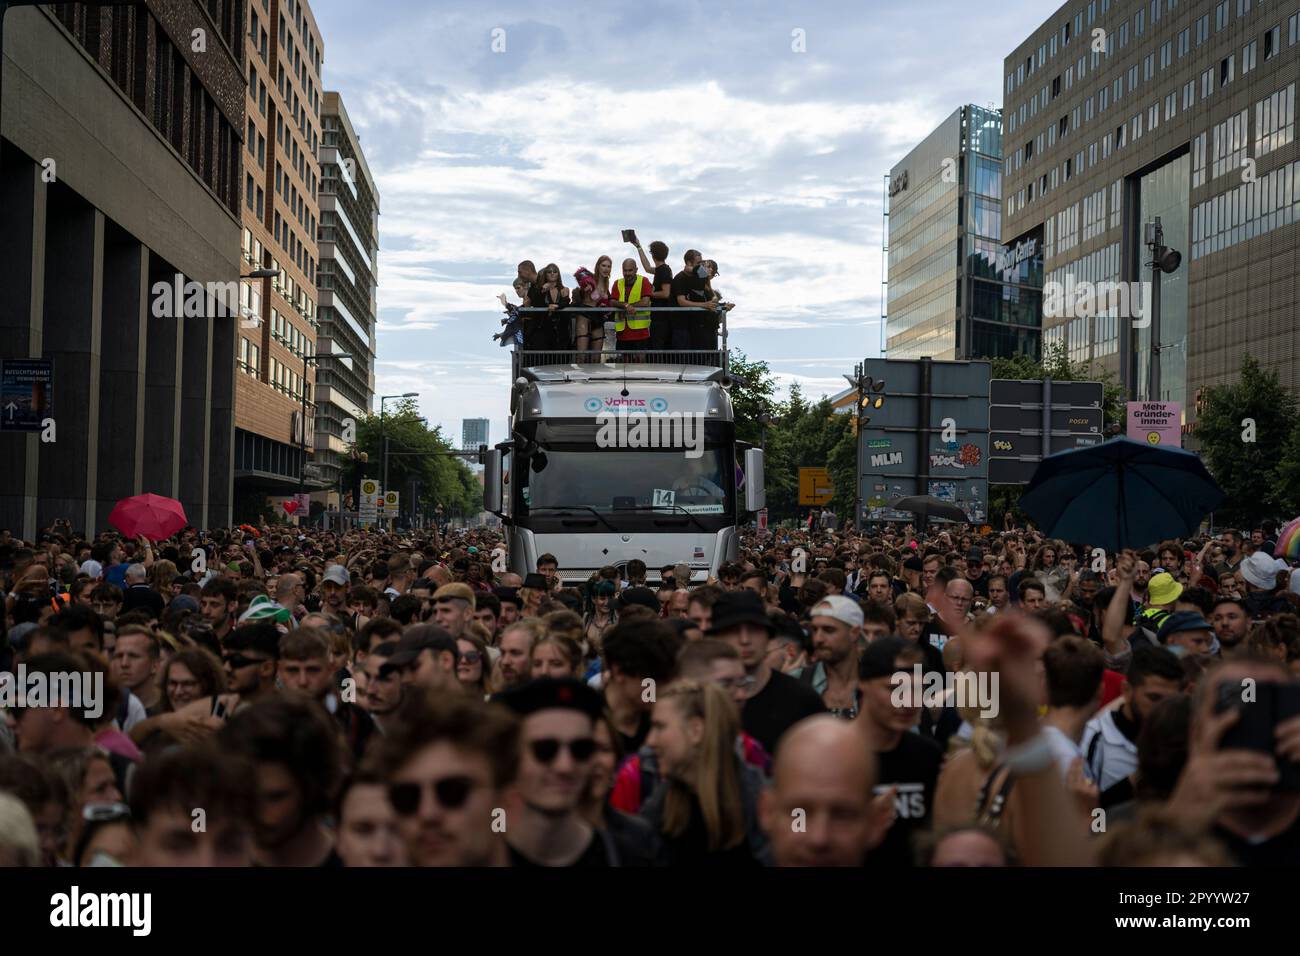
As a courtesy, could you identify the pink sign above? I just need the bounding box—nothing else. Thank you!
[1127,401,1182,447]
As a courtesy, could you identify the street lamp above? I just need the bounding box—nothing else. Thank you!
[1142,217,1182,402]
[380,393,419,523]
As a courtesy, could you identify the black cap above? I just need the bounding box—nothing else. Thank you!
[383,624,458,672]
[965,549,982,562]
[903,556,924,572]
[858,636,912,681]
[618,586,659,613]
[493,677,604,720]
[707,590,774,636]
[523,573,548,589]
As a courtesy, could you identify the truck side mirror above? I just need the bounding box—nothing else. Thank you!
[484,449,503,514]
[744,448,765,512]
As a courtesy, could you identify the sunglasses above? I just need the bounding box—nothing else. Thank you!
[387,776,476,816]
[458,651,482,664]
[529,737,597,764]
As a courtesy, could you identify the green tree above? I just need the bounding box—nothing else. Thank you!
[1272,417,1300,518]
[352,400,481,521]
[727,350,780,447]
[1194,355,1295,527]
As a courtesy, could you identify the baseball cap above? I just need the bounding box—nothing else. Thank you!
[1156,610,1214,644]
[1146,572,1183,606]
[78,560,104,579]
[903,556,924,573]
[169,595,200,614]
[321,565,350,587]
[810,595,864,629]
[707,590,774,635]
[965,549,982,563]
[433,582,477,608]
[493,586,522,610]
[239,594,291,625]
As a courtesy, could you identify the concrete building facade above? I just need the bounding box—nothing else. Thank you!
[1002,0,1300,421]
[234,0,324,514]
[315,89,378,500]
[0,1,245,538]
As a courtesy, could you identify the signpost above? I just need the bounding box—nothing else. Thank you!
[757,508,768,538]
[0,358,52,432]
[988,379,1105,485]
[1127,401,1182,447]
[798,467,834,506]
[359,480,380,527]
[857,357,990,525]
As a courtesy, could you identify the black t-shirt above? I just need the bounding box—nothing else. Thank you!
[741,670,827,755]
[965,572,989,598]
[652,263,674,310]
[508,831,612,867]
[1215,809,1300,866]
[670,270,706,307]
[618,710,652,758]
[864,731,943,870]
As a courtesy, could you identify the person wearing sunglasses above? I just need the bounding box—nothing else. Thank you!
[496,677,622,866]
[171,622,280,729]
[376,690,520,867]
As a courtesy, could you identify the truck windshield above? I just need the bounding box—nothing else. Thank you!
[513,419,735,522]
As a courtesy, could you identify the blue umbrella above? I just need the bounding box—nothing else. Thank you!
[1018,436,1225,552]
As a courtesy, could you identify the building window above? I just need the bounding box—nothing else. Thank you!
[1256,84,1296,156]
[1197,14,1210,45]
[1237,0,1250,15]
[1291,13,1300,47]
[1202,68,1214,99]
[1265,25,1280,60]
[1128,65,1138,93]
[1120,21,1129,48]
[246,173,254,210]
[1221,54,1234,88]
[1183,80,1196,111]
[1242,40,1257,75]
[1216,2,1228,32]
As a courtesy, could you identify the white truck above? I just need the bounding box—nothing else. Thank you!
[483,340,764,586]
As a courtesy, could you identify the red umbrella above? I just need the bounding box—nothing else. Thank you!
[108,493,188,542]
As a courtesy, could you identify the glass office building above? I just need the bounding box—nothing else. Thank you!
[1002,0,1300,419]
[887,105,1041,360]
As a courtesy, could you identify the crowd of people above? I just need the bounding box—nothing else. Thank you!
[497,232,734,357]
[1,514,1299,867]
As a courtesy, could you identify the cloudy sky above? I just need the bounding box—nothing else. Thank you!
[310,0,1049,444]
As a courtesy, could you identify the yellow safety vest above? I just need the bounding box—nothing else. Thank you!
[614,276,652,332]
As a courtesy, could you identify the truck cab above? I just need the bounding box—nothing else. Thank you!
[483,347,764,586]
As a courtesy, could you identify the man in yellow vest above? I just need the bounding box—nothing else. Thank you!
[614,258,653,353]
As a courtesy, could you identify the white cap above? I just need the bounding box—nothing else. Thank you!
[79,560,103,579]
[811,595,864,629]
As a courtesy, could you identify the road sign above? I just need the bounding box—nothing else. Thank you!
[1,358,52,432]
[1128,401,1182,447]
[359,480,380,525]
[858,358,990,523]
[989,405,1103,433]
[757,508,768,536]
[384,491,400,510]
[798,467,833,505]
[988,379,1105,484]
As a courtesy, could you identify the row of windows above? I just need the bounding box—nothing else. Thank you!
[1038,182,1121,262]
[1008,0,1186,95]
[268,356,311,402]
[1192,158,1300,259]
[1044,311,1121,361]
[1010,14,1291,195]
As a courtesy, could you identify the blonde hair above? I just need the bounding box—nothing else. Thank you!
[151,559,178,592]
[657,680,745,852]
[0,793,40,867]
[531,633,583,674]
